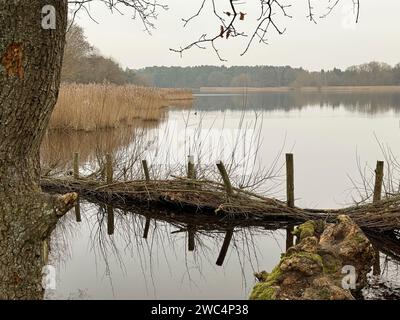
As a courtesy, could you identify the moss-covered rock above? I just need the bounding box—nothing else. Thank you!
[249,215,373,300]
[303,277,355,300]
[294,220,316,241]
[320,252,342,274]
[293,220,326,243]
[280,251,323,276]
[250,282,278,300]
[250,266,283,300]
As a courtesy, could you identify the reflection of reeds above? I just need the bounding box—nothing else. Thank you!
[49,84,192,131]
[41,122,158,174]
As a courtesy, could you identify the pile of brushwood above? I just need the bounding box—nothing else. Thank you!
[41,175,400,234]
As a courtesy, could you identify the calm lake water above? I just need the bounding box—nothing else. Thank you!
[44,91,400,299]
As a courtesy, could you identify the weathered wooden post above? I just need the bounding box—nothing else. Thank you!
[187,155,196,189]
[216,229,234,266]
[286,153,295,250]
[216,161,234,196]
[187,155,196,179]
[142,159,150,182]
[286,153,295,207]
[106,153,113,185]
[373,161,384,203]
[73,152,79,179]
[75,197,81,222]
[143,217,151,239]
[372,160,384,275]
[188,225,195,252]
[107,205,114,236]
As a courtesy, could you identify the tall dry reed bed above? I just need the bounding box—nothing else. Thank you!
[49,84,192,131]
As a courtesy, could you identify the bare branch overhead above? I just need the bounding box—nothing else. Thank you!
[67,0,360,62]
[68,0,168,33]
[170,0,361,61]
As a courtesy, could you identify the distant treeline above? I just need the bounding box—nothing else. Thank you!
[136,63,400,88]
[62,23,400,88]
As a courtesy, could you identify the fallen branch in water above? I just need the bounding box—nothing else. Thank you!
[40,175,400,234]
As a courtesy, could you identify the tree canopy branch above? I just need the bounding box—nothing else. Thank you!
[68,0,168,33]
[170,0,361,61]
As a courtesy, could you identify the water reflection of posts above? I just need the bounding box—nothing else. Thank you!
[107,205,114,235]
[73,152,79,179]
[143,217,151,239]
[188,225,195,251]
[286,153,295,250]
[216,229,234,266]
[372,160,384,275]
[74,197,81,222]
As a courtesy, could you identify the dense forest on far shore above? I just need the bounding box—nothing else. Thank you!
[136,63,400,88]
[63,23,400,89]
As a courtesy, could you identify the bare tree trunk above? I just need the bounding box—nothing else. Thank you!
[0,1,73,299]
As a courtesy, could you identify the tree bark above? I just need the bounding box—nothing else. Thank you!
[0,1,72,299]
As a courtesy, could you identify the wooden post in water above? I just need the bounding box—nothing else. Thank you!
[188,226,195,252]
[73,152,79,179]
[216,161,234,196]
[187,155,196,189]
[286,153,295,208]
[187,155,195,179]
[286,153,295,250]
[142,159,150,182]
[74,197,81,222]
[143,217,151,239]
[216,229,234,266]
[107,205,114,235]
[373,161,384,203]
[372,160,384,275]
[106,153,113,185]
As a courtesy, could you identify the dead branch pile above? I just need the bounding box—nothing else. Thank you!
[40,176,400,233]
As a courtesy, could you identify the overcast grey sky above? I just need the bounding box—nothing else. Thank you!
[74,0,400,71]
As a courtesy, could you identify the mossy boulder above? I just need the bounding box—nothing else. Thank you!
[249,215,374,300]
[280,251,323,276]
[293,220,326,242]
[250,282,279,300]
[303,277,355,300]
[250,266,283,300]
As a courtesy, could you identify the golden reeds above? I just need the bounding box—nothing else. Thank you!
[161,88,194,100]
[49,84,193,131]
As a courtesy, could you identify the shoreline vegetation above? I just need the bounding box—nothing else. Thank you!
[137,62,400,88]
[49,84,193,131]
[199,85,400,93]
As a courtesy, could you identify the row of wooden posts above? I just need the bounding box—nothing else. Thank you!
[73,152,235,196]
[70,152,385,269]
[74,151,380,211]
